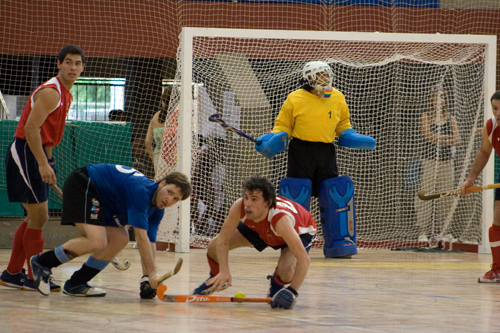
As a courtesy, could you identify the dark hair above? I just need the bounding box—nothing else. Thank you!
[108,109,128,121]
[300,77,314,92]
[157,171,192,200]
[158,86,178,123]
[242,176,276,209]
[491,91,500,103]
[58,44,86,64]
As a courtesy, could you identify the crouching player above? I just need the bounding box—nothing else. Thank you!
[193,176,317,309]
[255,61,375,258]
[29,164,191,297]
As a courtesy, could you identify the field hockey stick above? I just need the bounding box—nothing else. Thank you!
[50,183,131,271]
[208,113,262,146]
[158,257,183,284]
[156,285,271,303]
[417,183,500,200]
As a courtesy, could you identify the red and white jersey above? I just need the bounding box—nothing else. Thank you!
[15,76,72,147]
[240,196,317,247]
[486,117,500,159]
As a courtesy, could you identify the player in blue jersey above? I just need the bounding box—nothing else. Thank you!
[28,164,191,297]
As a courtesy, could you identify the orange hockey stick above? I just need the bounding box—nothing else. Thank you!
[156,285,270,303]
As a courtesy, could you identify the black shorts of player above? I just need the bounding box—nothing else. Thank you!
[5,138,50,203]
[237,221,316,252]
[287,138,338,197]
[61,166,106,227]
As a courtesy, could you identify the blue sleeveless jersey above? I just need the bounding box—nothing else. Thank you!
[87,164,164,242]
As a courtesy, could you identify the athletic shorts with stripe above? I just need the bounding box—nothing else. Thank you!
[61,167,106,227]
[5,138,51,204]
[237,221,316,252]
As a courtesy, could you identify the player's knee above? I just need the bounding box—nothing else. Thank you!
[276,266,294,283]
[87,237,108,252]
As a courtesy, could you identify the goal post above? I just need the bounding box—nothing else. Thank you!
[163,27,496,253]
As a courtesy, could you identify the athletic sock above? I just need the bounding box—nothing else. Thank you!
[489,225,500,267]
[6,221,27,274]
[207,253,219,276]
[38,246,77,269]
[23,228,44,280]
[69,256,109,285]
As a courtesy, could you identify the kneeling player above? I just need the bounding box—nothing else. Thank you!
[193,176,317,309]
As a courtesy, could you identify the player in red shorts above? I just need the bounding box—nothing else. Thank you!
[0,45,85,292]
[193,176,317,309]
[461,91,500,283]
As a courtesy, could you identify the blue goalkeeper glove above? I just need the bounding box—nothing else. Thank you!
[139,275,157,299]
[255,131,289,158]
[270,286,298,309]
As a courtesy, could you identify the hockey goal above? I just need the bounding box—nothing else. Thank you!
[156,28,496,253]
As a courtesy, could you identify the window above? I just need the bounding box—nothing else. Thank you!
[69,78,125,121]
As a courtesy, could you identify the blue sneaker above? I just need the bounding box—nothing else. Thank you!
[192,274,228,295]
[267,274,285,298]
[62,280,106,297]
[0,269,26,289]
[29,254,52,296]
[23,278,62,292]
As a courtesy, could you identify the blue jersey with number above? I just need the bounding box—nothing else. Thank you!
[87,164,164,242]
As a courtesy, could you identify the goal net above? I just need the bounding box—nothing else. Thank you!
[157,28,496,251]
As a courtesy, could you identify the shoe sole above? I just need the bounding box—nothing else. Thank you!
[0,280,24,289]
[478,278,500,283]
[62,290,106,297]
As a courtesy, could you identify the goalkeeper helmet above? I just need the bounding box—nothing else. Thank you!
[302,61,333,93]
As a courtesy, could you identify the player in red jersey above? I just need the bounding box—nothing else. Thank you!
[193,176,317,309]
[461,91,500,283]
[0,45,85,292]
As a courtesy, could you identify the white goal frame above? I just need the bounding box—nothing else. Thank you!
[176,27,496,254]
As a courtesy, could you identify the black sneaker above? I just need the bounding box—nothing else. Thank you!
[29,254,52,296]
[63,280,106,297]
[23,278,62,292]
[0,269,26,289]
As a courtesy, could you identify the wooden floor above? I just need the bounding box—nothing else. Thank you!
[0,247,499,332]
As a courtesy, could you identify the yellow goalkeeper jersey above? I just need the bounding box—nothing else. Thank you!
[272,88,352,143]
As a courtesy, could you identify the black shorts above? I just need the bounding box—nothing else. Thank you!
[5,138,50,203]
[61,167,106,227]
[237,221,316,252]
[287,138,338,197]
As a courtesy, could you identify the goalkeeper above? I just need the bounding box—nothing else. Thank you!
[255,61,375,197]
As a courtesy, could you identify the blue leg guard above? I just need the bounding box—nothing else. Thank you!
[318,175,357,258]
[279,177,312,211]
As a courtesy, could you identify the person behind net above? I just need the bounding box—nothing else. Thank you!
[145,86,179,181]
[108,109,128,122]
[461,91,500,283]
[193,176,317,309]
[254,61,375,258]
[415,86,460,242]
[29,164,191,297]
[0,45,85,293]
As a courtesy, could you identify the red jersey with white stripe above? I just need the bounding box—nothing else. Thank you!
[14,76,72,147]
[486,117,500,159]
[240,196,317,247]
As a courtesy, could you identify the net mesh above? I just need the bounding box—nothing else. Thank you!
[0,0,498,250]
[160,32,489,249]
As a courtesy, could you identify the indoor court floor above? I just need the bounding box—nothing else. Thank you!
[0,247,499,332]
